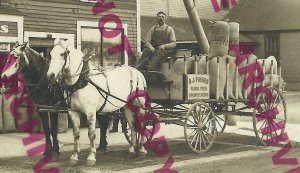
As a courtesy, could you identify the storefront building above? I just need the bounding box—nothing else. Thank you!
[1,0,139,66]
[0,0,139,133]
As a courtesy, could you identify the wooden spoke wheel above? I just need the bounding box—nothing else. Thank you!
[184,102,217,153]
[210,103,227,134]
[214,114,227,134]
[121,113,156,147]
[253,87,287,146]
[121,116,133,145]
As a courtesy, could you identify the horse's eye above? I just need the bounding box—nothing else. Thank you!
[60,53,65,56]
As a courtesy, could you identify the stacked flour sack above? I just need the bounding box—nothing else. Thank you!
[197,20,283,100]
[196,21,232,99]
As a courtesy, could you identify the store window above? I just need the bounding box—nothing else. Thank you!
[0,15,23,75]
[79,22,126,68]
[265,32,280,60]
[24,31,74,60]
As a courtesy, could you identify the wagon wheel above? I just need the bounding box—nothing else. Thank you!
[121,112,156,146]
[210,103,227,134]
[253,87,287,146]
[184,102,217,153]
[214,114,227,134]
[135,114,157,150]
[121,115,133,145]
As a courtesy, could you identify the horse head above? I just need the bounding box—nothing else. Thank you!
[1,41,29,79]
[47,38,70,83]
[47,38,83,84]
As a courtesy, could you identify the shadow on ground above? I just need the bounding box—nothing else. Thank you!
[0,133,291,173]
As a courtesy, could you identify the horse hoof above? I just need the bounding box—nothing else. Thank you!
[50,156,58,162]
[69,159,78,166]
[51,153,59,162]
[127,151,137,158]
[138,152,147,159]
[86,160,96,166]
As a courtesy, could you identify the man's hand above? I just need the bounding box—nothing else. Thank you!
[149,47,155,52]
[157,45,166,50]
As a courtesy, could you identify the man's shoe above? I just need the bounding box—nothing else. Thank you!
[97,140,108,153]
[97,146,108,154]
[109,128,118,133]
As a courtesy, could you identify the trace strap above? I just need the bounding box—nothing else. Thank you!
[86,77,128,104]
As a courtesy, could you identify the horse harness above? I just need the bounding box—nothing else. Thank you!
[58,45,126,112]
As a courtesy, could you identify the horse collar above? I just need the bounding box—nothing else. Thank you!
[64,60,90,93]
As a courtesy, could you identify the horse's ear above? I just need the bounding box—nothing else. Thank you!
[21,42,28,51]
[54,38,61,45]
[14,41,19,48]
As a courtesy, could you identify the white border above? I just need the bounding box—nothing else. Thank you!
[24,31,75,47]
[77,21,128,66]
[0,14,23,43]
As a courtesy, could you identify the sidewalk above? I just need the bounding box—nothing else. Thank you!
[0,120,299,158]
[0,91,299,158]
[0,123,183,158]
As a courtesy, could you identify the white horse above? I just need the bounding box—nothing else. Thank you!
[47,39,148,166]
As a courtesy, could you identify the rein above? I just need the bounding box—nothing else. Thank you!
[51,43,148,113]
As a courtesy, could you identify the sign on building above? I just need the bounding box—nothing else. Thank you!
[0,22,18,37]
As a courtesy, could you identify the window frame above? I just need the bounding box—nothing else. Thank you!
[0,14,23,43]
[264,32,280,60]
[77,21,128,66]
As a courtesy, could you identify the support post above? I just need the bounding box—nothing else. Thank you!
[217,57,220,100]
[226,57,229,100]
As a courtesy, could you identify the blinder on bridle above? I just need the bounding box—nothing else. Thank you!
[9,42,26,61]
[51,41,71,84]
[8,42,28,70]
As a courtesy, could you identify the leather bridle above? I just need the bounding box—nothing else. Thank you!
[10,45,50,91]
[51,42,71,84]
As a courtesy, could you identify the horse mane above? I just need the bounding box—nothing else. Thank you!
[22,46,63,105]
[26,46,39,57]
[19,46,47,87]
[24,46,44,73]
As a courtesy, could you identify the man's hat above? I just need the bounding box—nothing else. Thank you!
[157,11,167,16]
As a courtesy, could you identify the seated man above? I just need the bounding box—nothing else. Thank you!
[136,11,176,71]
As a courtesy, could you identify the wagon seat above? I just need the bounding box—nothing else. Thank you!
[143,49,195,84]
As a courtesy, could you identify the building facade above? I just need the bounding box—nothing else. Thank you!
[0,0,139,67]
[225,0,300,90]
[141,0,233,20]
[140,0,235,54]
[0,0,139,133]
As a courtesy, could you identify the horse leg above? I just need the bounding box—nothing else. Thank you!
[39,112,52,156]
[86,112,97,166]
[50,112,59,161]
[136,109,147,158]
[69,111,81,166]
[123,107,137,157]
[97,115,109,152]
